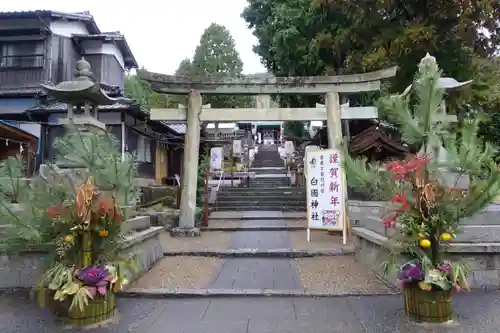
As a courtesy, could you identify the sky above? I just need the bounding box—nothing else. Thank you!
[0,0,267,75]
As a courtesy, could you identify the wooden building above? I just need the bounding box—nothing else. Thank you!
[348,124,409,161]
[0,120,37,175]
[0,10,184,184]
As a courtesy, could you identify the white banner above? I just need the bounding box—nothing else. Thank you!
[305,149,346,231]
[284,140,295,155]
[232,140,242,155]
[210,147,223,171]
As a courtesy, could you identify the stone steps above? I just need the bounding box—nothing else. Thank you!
[216,189,305,196]
[248,182,291,187]
[248,169,286,174]
[215,205,307,211]
[217,193,306,199]
[215,199,306,206]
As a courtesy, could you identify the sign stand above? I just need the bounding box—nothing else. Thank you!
[304,148,347,245]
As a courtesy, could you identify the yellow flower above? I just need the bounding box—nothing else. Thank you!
[99,230,109,237]
[64,235,73,243]
[419,239,431,248]
[418,281,432,291]
[440,232,452,241]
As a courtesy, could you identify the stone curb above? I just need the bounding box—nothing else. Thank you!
[201,226,306,231]
[162,248,355,258]
[118,288,400,298]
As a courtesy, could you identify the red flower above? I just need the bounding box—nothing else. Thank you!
[392,193,409,211]
[382,212,397,228]
[386,162,407,180]
[381,193,410,228]
[386,154,430,180]
[47,206,62,218]
[114,214,122,223]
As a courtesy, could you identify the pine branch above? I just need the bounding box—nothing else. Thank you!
[378,94,424,146]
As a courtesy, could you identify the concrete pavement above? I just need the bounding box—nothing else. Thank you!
[208,218,304,290]
[2,291,499,332]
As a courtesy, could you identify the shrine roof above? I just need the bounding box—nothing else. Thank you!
[349,125,409,155]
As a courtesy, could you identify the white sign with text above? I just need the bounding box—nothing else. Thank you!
[210,147,223,171]
[305,149,347,244]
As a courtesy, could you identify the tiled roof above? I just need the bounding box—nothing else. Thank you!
[0,87,42,96]
[0,120,37,139]
[0,10,100,34]
[27,102,136,112]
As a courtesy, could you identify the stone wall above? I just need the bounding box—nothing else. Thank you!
[140,185,178,208]
[350,200,500,290]
[0,216,164,289]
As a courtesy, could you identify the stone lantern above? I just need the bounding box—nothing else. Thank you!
[41,57,131,130]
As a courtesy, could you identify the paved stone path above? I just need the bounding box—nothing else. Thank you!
[208,218,304,290]
[2,291,499,332]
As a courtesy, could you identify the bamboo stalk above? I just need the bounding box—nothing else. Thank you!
[82,231,92,267]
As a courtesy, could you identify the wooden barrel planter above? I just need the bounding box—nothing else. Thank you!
[403,287,453,323]
[49,292,116,326]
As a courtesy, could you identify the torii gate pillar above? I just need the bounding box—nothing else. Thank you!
[325,92,343,149]
[176,90,202,233]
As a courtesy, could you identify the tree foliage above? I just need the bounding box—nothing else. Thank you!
[243,0,500,142]
[126,24,253,110]
[244,0,500,88]
[191,23,252,108]
[284,121,308,140]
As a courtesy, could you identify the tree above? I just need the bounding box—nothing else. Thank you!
[176,58,193,77]
[242,0,500,95]
[191,23,252,108]
[124,59,195,109]
[318,0,500,92]
[124,70,153,107]
[125,70,171,108]
[242,0,347,108]
[284,121,307,140]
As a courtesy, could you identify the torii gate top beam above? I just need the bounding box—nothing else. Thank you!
[138,67,397,95]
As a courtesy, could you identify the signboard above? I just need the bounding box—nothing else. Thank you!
[232,140,242,155]
[284,141,295,155]
[305,149,347,244]
[278,146,285,158]
[249,148,255,161]
[210,147,223,171]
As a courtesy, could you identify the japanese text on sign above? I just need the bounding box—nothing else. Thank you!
[305,149,345,230]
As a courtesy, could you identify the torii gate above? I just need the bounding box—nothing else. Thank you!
[138,68,397,231]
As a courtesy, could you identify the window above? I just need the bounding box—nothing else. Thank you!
[136,135,152,163]
[0,41,44,69]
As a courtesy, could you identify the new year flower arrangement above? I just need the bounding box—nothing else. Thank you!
[343,54,500,322]
[0,127,139,325]
[43,176,130,313]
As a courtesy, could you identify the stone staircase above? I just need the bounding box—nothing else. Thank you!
[215,144,306,211]
[250,144,284,168]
